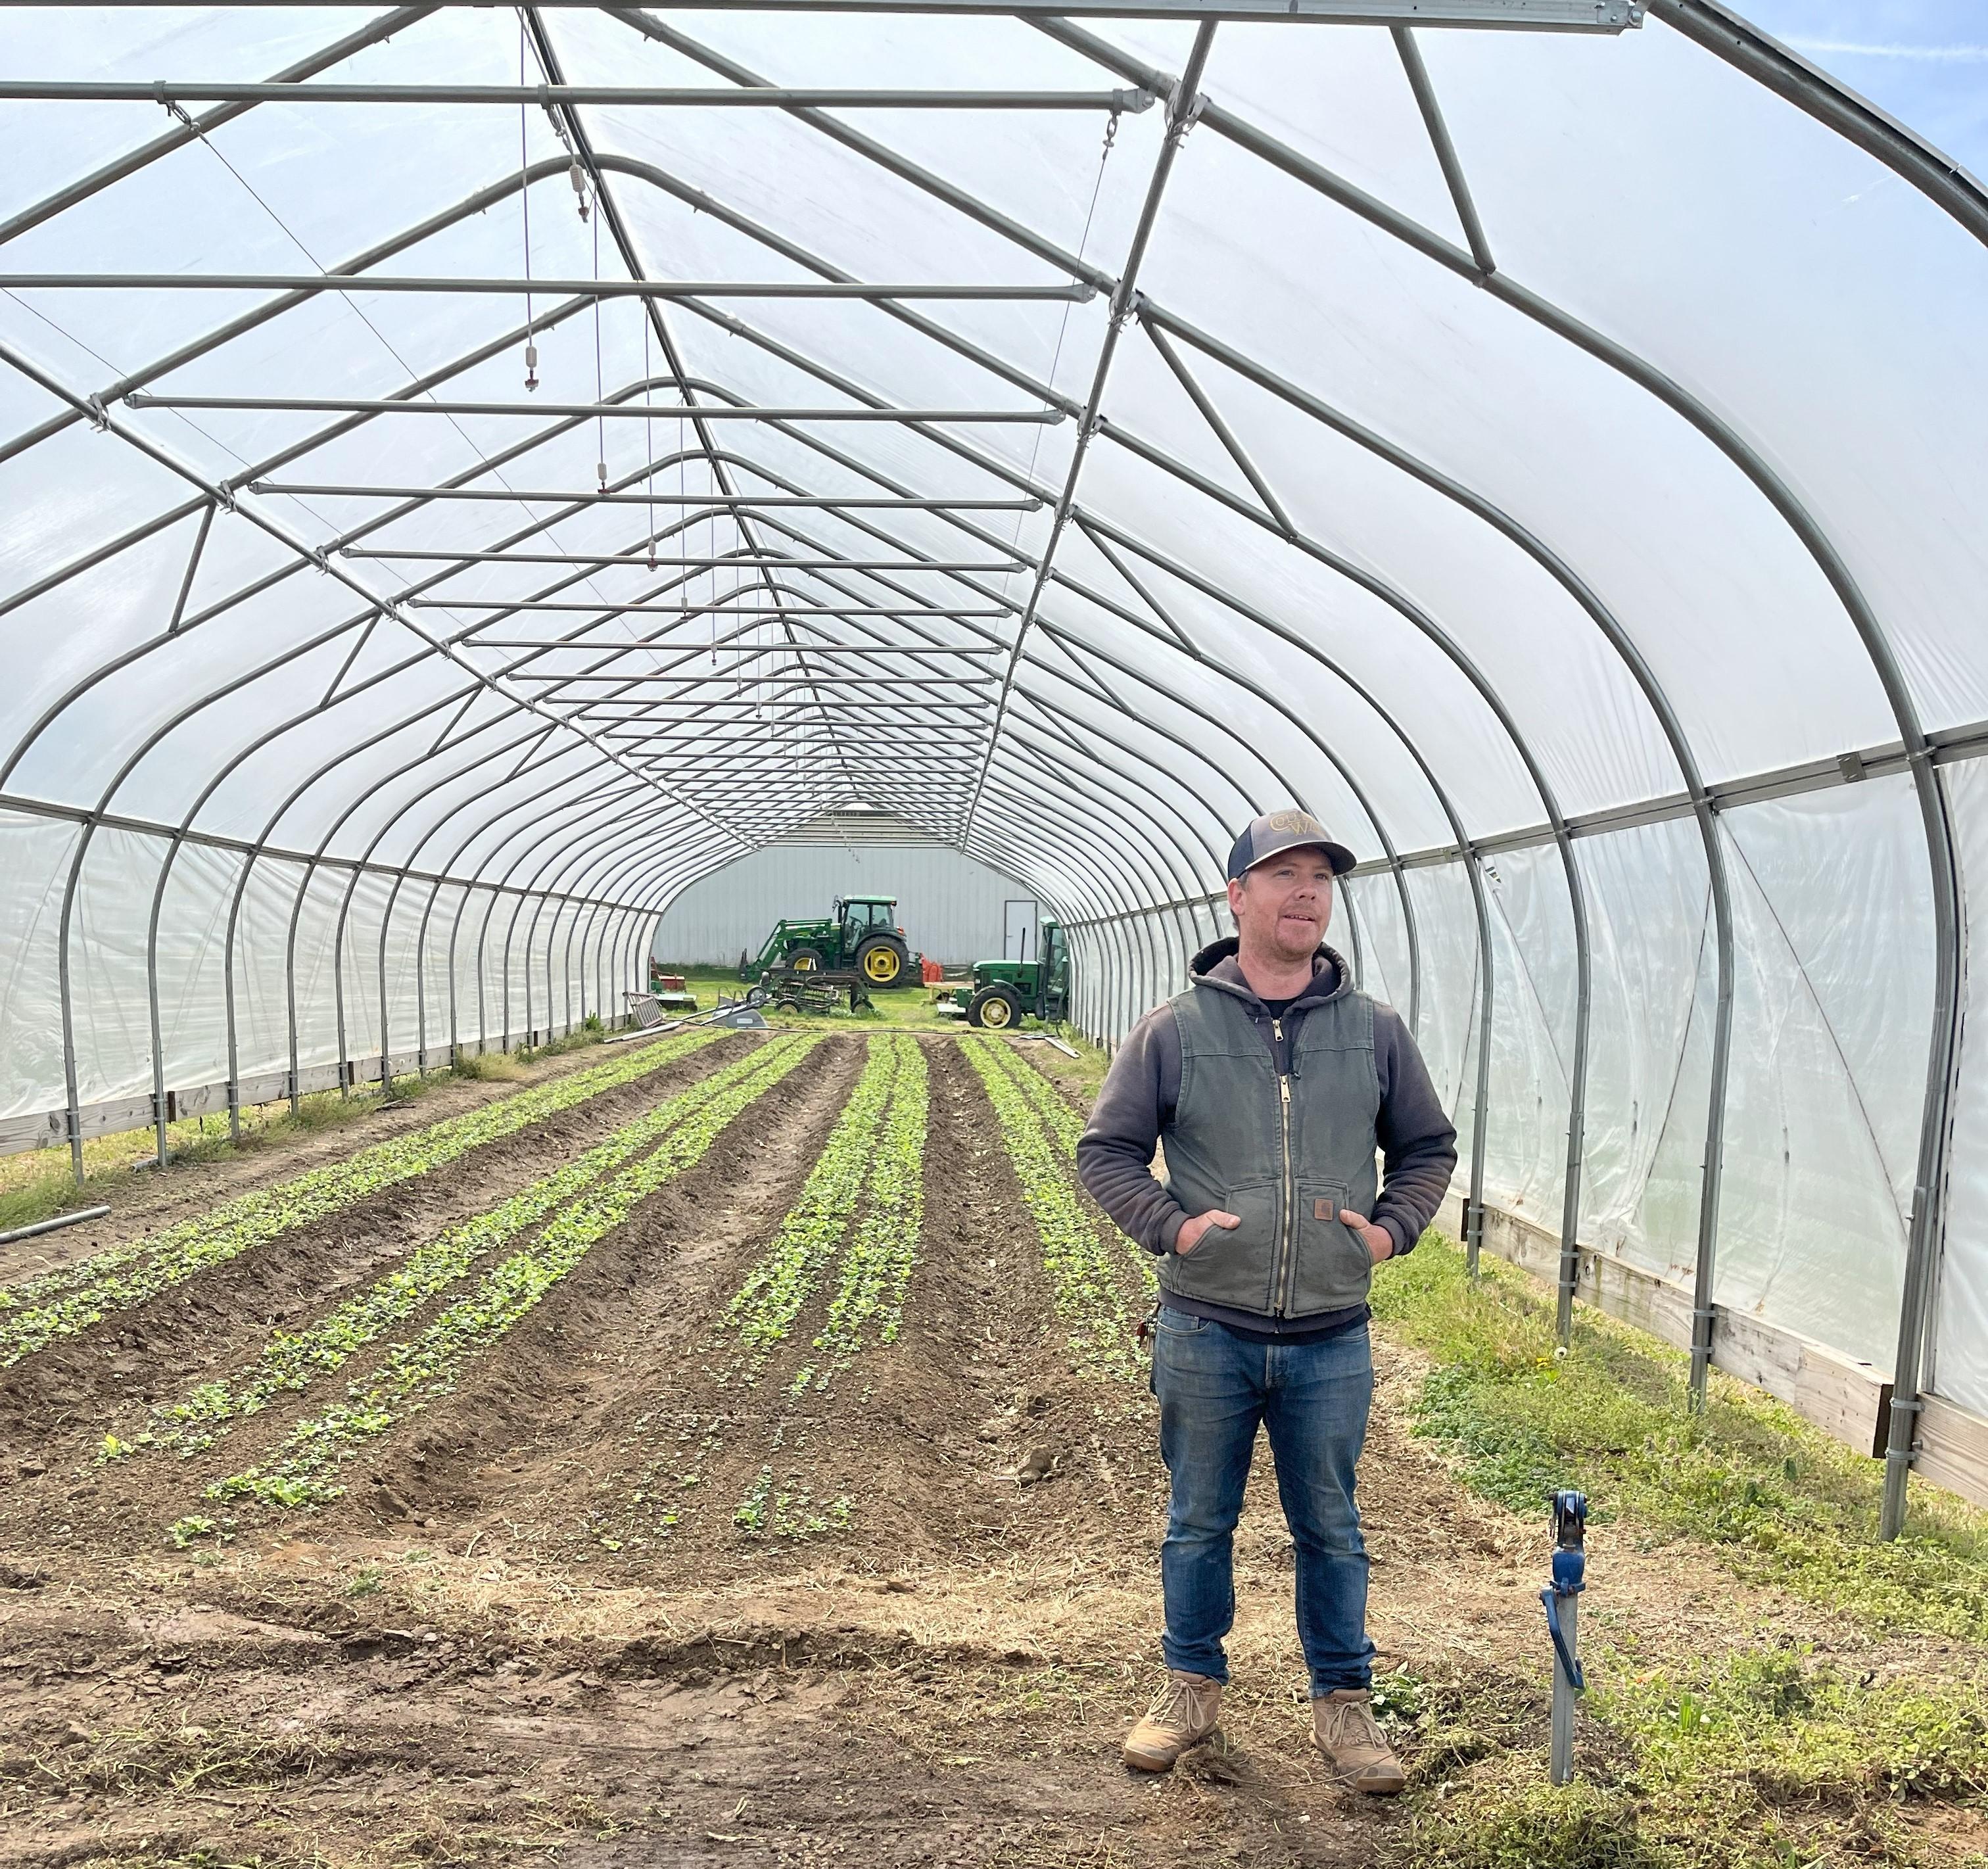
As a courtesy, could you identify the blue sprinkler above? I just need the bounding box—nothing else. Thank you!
[1542,1490,1587,1785]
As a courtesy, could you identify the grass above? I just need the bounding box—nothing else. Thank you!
[1386,1641,1988,1869]
[1371,1235,1988,1867]
[1371,1237,1988,1642]
[653,961,1089,1037]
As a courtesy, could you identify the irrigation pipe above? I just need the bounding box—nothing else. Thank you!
[0,1205,112,1248]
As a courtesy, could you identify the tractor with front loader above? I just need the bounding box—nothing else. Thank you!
[739,895,916,990]
[936,919,1070,1029]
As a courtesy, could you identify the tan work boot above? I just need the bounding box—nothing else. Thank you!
[1122,1670,1223,1772]
[1313,1689,1406,1794]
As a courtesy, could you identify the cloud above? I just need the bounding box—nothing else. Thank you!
[1787,38,1988,62]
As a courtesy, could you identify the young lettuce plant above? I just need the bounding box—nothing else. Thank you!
[717,1035,899,1386]
[963,1037,1148,1381]
[122,1044,775,1461]
[206,1035,818,1511]
[788,1035,928,1396]
[0,1030,724,1368]
[980,1036,1085,1156]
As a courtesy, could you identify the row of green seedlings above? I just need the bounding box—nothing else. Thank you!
[102,1036,772,1467]
[962,1035,1150,1382]
[709,1033,928,1538]
[0,1029,725,1369]
[180,1035,819,1525]
[979,1037,1085,1156]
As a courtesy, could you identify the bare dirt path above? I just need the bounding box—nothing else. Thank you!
[0,1036,1970,1868]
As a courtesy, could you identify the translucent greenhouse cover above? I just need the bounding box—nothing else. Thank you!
[1,1,1985,1519]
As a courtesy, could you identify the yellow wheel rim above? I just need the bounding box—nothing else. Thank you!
[863,946,902,983]
[791,953,818,972]
[980,995,1013,1028]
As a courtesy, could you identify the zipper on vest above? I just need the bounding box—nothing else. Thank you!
[1273,1016,1294,1316]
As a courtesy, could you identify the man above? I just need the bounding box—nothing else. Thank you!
[1076,810,1457,1792]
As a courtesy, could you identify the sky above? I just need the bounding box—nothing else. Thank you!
[1734,0,1988,174]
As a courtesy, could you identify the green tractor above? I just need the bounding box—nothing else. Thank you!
[941,920,1070,1029]
[740,895,915,989]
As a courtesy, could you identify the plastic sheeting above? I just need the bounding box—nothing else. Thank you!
[0,5,1983,1462]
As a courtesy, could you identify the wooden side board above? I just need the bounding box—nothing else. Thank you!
[1914,1394,1988,1506]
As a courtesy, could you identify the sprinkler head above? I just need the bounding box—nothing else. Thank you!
[523,343,539,392]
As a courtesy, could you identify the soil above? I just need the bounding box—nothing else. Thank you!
[0,1034,1972,1866]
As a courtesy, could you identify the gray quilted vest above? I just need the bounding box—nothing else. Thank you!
[1156,970,1381,1319]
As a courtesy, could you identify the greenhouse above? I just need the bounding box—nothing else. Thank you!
[1,2,1987,1857]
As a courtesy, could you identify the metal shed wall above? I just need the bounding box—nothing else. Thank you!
[651,811,1031,967]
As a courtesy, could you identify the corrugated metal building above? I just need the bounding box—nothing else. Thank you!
[652,811,1036,968]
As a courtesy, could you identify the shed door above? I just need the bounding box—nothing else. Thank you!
[1003,899,1040,964]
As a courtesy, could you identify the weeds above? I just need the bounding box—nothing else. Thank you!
[1385,1645,1988,1869]
[0,1031,721,1367]
[1374,1237,1988,1866]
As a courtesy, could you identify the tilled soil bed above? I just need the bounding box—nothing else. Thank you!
[0,1033,1960,1868]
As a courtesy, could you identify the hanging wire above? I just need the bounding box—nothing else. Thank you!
[644,314,657,568]
[1006,104,1119,600]
[520,21,537,391]
[592,209,607,491]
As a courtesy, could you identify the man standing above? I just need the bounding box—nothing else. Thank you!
[1076,811,1457,1793]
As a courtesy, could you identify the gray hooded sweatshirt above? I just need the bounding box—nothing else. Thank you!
[1076,938,1457,1336]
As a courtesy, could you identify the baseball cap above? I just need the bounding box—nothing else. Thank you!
[1225,809,1357,882]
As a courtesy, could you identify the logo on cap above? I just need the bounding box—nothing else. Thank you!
[1264,809,1327,839]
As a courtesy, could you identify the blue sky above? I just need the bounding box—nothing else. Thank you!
[1735,1,1988,174]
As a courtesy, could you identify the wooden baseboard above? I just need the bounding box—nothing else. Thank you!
[1914,1394,1988,1506]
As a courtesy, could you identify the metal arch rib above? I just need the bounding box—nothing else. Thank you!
[963,25,1216,844]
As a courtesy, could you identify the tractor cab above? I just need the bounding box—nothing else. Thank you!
[836,896,903,945]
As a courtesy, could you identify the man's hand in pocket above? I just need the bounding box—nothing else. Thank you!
[1339,1208,1395,1264]
[1175,1210,1241,1254]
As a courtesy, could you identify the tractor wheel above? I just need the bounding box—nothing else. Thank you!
[857,937,908,987]
[786,947,824,972]
[967,985,1022,1029]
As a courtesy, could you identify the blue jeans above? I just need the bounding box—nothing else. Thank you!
[1151,1310,1375,1697]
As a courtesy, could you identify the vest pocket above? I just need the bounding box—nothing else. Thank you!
[1165,1179,1278,1312]
[1292,1179,1373,1313]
